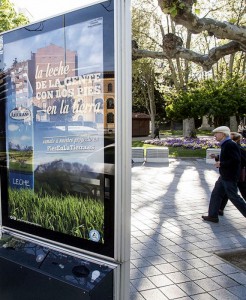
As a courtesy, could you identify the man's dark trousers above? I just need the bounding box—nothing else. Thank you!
[209,176,246,217]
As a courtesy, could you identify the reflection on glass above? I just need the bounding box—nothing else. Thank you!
[0,1,115,256]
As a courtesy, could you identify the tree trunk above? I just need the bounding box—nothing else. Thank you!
[150,117,156,138]
[229,116,237,132]
[229,54,235,77]
[183,118,196,137]
[199,116,213,131]
[146,69,156,138]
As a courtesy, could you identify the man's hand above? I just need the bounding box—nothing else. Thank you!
[215,161,220,168]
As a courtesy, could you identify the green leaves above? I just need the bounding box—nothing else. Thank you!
[163,0,187,17]
[0,0,29,33]
[169,6,178,17]
[165,76,246,123]
[194,8,200,15]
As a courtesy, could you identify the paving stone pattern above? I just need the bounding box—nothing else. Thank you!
[131,159,246,300]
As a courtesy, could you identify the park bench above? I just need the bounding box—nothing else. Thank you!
[132,147,145,163]
[146,147,169,163]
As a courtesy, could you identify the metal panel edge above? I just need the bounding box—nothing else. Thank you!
[1,227,118,269]
[114,0,132,299]
[0,0,109,35]
[1,226,116,263]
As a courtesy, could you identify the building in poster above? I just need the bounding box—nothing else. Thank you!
[12,43,115,132]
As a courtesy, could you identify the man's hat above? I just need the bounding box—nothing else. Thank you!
[212,126,230,136]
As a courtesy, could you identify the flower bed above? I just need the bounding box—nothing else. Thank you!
[144,137,246,150]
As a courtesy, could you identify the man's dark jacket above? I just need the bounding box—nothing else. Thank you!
[219,139,241,181]
[240,146,246,168]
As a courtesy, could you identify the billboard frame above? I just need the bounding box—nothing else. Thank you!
[0,0,131,298]
[114,0,132,298]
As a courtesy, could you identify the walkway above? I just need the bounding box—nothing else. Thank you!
[130,158,246,300]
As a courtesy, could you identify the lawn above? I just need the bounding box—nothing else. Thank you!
[132,129,218,158]
[132,141,206,158]
[132,133,246,158]
[159,129,213,137]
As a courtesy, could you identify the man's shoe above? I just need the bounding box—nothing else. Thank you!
[218,210,224,216]
[202,215,219,223]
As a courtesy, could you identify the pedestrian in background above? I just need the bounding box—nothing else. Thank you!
[154,125,160,139]
[238,121,245,134]
[202,126,246,223]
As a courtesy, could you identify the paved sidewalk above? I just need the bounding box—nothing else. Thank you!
[130,158,246,300]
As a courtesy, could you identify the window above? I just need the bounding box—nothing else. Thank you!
[107,112,114,123]
[107,98,114,109]
[108,83,113,92]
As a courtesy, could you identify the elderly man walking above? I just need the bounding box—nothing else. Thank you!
[202,126,246,223]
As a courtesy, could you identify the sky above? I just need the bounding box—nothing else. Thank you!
[11,0,100,21]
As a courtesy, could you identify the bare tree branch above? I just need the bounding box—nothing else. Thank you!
[158,0,246,49]
[133,40,241,71]
[133,0,246,70]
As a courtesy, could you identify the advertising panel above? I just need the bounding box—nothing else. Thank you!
[0,1,115,257]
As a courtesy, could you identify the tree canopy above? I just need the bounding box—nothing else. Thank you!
[0,0,29,33]
[133,0,246,71]
[165,76,246,126]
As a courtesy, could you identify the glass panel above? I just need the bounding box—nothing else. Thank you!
[0,1,115,258]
